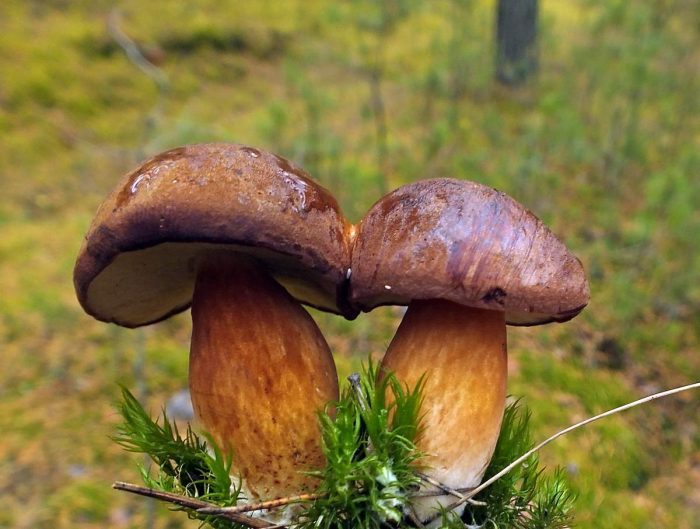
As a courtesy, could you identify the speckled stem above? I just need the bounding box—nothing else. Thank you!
[189,254,338,522]
[380,299,507,523]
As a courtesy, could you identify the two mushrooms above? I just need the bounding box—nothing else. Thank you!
[74,143,588,524]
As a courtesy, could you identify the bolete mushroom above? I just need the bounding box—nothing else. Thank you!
[349,178,589,522]
[74,143,355,521]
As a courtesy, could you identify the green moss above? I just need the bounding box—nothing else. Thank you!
[1,1,698,527]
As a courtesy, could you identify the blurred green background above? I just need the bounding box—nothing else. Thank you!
[1,1,699,527]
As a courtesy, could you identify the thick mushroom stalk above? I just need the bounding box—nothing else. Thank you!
[381,300,506,522]
[189,255,338,521]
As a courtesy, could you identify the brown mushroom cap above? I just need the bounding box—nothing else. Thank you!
[350,178,589,325]
[74,143,356,327]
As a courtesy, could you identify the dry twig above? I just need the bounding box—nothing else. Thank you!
[106,10,168,91]
[112,481,276,528]
[198,493,323,516]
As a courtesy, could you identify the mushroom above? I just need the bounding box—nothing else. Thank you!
[74,143,355,521]
[349,178,589,522]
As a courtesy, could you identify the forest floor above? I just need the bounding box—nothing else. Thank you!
[1,1,699,528]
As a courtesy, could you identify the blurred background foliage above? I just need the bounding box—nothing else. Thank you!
[0,0,698,527]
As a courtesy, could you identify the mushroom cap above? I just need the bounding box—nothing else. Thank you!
[349,178,589,326]
[74,143,355,327]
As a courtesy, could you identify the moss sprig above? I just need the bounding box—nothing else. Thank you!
[297,362,425,528]
[461,399,575,529]
[113,386,244,528]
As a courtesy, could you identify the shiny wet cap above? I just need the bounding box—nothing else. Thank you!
[349,178,589,325]
[74,143,355,327]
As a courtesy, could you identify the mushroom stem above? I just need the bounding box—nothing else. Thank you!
[380,299,507,523]
[189,254,338,521]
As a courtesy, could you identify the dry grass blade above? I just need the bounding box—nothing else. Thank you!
[426,381,700,523]
[415,472,485,506]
